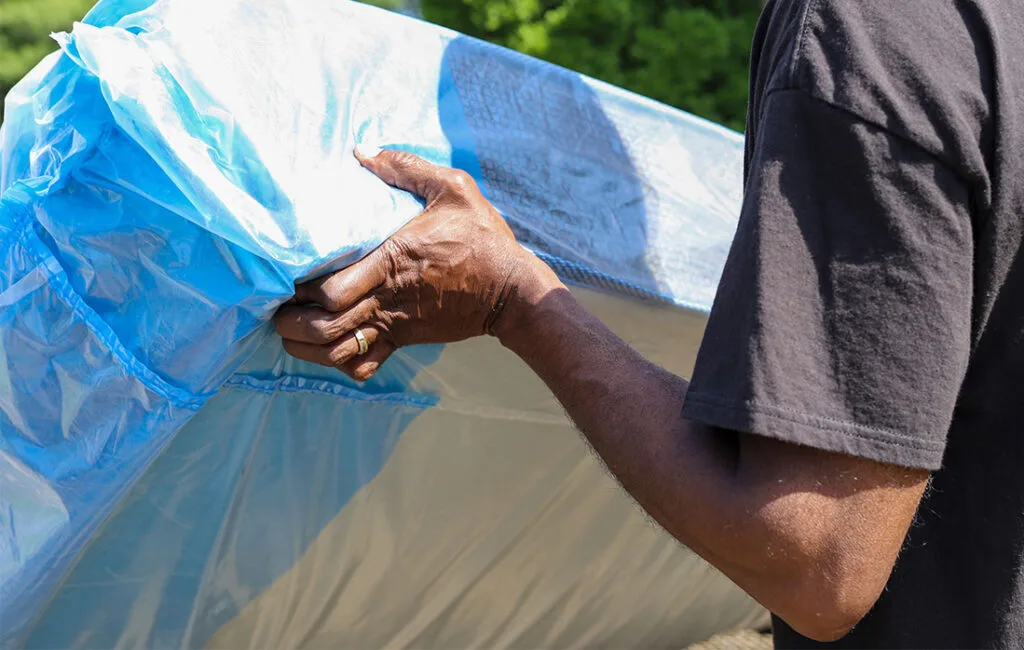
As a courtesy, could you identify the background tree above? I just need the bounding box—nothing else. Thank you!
[0,0,94,103]
[1,0,759,132]
[420,0,760,131]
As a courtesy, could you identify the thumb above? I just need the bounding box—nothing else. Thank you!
[355,145,447,203]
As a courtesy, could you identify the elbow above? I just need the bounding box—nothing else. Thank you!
[785,608,863,643]
[773,572,881,642]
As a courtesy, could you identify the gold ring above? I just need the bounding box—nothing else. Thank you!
[354,329,369,356]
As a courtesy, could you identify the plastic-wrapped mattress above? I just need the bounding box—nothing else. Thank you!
[0,1,764,647]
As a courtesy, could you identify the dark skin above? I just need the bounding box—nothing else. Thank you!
[274,147,930,642]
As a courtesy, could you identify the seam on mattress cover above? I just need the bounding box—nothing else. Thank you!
[15,224,209,410]
[224,374,435,408]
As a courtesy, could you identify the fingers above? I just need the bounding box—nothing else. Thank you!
[281,325,395,383]
[293,251,387,312]
[274,298,378,344]
[355,146,478,204]
[281,324,381,369]
[338,340,396,382]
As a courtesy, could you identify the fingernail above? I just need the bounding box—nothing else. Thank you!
[355,143,382,159]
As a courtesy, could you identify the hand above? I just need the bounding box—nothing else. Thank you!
[274,147,557,381]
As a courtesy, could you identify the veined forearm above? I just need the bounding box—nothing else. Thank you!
[490,256,925,641]
[493,257,798,595]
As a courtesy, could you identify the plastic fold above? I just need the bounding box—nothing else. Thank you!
[0,1,764,647]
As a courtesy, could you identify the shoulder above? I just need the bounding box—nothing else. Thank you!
[753,0,994,179]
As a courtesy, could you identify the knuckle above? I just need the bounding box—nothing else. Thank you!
[319,289,345,312]
[377,310,399,332]
[315,275,349,312]
[313,290,331,308]
[305,280,330,306]
[321,297,343,312]
[327,343,352,368]
[369,294,385,316]
[374,283,398,309]
[306,316,336,343]
[355,298,381,327]
[379,243,410,283]
[389,150,419,166]
[389,151,426,180]
[380,236,405,261]
[372,303,398,332]
[446,169,476,192]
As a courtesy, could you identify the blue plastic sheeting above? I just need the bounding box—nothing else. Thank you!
[0,1,747,647]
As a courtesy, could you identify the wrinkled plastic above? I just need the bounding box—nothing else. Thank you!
[0,1,761,647]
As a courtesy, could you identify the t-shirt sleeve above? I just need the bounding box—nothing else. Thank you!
[681,89,973,470]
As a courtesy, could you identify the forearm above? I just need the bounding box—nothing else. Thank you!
[494,256,806,605]
[489,254,920,642]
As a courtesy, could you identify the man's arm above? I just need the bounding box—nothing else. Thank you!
[274,148,929,642]
[495,259,927,642]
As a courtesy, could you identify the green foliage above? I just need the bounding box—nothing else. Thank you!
[421,0,760,131]
[1,0,759,132]
[0,0,94,102]
[362,0,409,10]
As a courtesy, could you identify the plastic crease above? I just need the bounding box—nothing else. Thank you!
[1,1,762,648]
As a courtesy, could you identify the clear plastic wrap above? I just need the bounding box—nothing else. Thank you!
[0,1,762,647]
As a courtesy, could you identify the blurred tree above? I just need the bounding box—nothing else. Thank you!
[0,0,94,102]
[363,0,413,11]
[420,0,760,131]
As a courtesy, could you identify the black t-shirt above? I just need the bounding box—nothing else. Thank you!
[681,1,1024,647]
